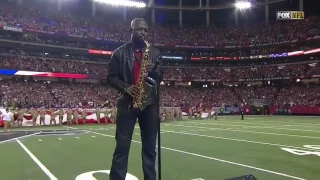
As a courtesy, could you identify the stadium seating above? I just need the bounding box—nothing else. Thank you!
[0,3,319,47]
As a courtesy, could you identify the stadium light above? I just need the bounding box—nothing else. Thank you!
[235,1,251,10]
[93,0,147,8]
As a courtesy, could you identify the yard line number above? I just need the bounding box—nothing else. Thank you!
[281,145,320,157]
[76,170,138,180]
[76,170,204,180]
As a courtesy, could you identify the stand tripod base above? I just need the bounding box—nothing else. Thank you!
[225,174,257,180]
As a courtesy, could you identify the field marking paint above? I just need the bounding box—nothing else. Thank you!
[169,124,320,139]
[76,170,138,180]
[161,130,315,150]
[190,119,320,127]
[281,124,320,128]
[271,123,320,127]
[16,139,58,180]
[58,138,62,140]
[66,133,75,135]
[36,131,88,137]
[252,122,320,128]
[96,128,106,130]
[185,120,320,128]
[281,145,320,157]
[0,132,40,145]
[281,147,320,157]
[304,145,320,150]
[0,129,66,132]
[186,122,320,133]
[89,131,306,180]
[75,137,80,139]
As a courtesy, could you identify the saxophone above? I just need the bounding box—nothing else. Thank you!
[132,40,156,110]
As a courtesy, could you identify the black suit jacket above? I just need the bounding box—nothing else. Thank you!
[107,42,163,108]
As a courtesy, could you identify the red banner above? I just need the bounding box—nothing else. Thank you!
[88,49,112,55]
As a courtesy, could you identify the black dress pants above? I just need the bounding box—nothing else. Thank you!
[110,104,159,180]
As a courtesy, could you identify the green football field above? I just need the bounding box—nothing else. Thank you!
[0,116,320,180]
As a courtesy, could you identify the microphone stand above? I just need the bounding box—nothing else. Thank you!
[147,58,162,180]
[156,62,162,180]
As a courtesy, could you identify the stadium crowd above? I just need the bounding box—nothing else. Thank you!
[1,51,320,80]
[163,62,318,80]
[0,3,319,47]
[0,80,117,108]
[275,85,320,106]
[1,79,319,109]
[160,86,242,107]
[0,54,106,75]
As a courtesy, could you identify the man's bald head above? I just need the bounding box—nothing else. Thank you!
[130,18,147,29]
[130,18,148,45]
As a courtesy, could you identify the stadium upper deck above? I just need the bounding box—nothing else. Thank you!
[0,2,319,48]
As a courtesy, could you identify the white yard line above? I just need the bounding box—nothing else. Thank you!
[169,124,320,139]
[206,120,320,127]
[16,139,58,180]
[90,131,306,180]
[186,120,320,128]
[0,129,66,132]
[161,130,315,150]
[185,122,320,133]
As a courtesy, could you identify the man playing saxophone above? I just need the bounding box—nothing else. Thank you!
[107,18,163,180]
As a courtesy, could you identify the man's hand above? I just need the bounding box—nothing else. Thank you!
[145,64,153,72]
[125,85,140,97]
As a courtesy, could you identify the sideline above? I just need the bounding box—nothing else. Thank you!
[168,124,320,139]
[185,121,320,132]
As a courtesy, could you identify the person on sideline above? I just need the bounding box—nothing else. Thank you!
[2,108,13,132]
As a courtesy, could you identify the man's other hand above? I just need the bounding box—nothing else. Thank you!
[145,64,153,72]
[126,85,139,97]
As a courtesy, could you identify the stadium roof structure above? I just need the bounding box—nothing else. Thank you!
[150,0,286,10]
[92,0,286,10]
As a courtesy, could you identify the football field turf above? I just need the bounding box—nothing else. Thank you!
[0,116,319,180]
